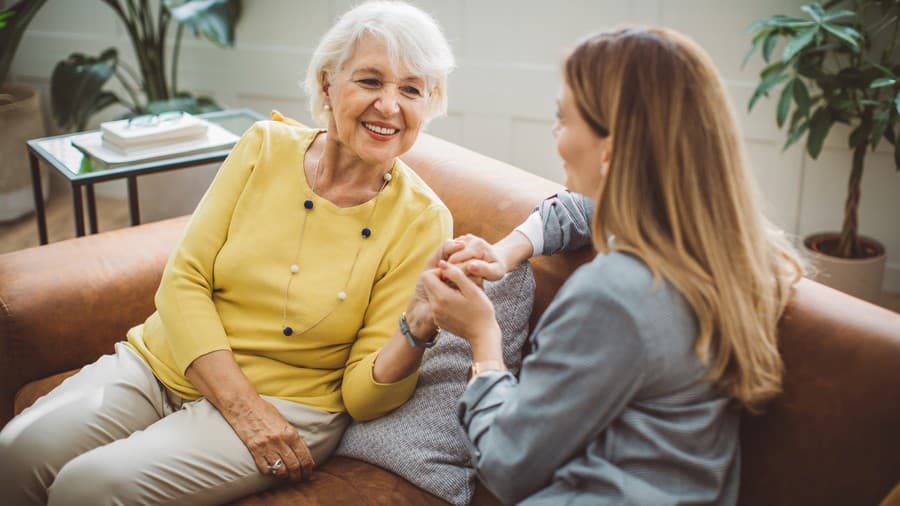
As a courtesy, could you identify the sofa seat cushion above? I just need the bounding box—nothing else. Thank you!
[228,457,450,505]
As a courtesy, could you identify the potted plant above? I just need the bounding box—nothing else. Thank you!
[0,0,48,222]
[746,0,899,303]
[50,0,242,131]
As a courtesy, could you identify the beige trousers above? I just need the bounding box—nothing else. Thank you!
[0,343,349,506]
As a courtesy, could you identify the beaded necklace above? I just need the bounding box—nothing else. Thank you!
[280,150,393,337]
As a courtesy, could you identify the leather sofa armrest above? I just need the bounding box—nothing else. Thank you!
[0,216,188,426]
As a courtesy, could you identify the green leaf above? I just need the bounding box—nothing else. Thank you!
[164,0,242,48]
[0,0,49,84]
[782,26,819,61]
[801,3,825,22]
[806,107,834,158]
[743,29,770,67]
[895,94,900,114]
[822,9,856,22]
[871,111,890,150]
[760,60,787,78]
[748,15,815,32]
[50,48,120,131]
[749,71,789,111]
[0,11,14,29]
[777,79,795,127]
[793,78,811,117]
[849,124,870,148]
[871,77,897,88]
[762,32,779,62]
[784,120,809,150]
[822,23,862,50]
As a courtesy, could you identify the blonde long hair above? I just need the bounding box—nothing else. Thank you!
[565,27,804,411]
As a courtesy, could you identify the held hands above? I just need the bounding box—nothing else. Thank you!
[421,259,498,343]
[446,234,510,282]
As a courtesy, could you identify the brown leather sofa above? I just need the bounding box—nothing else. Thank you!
[2,132,899,506]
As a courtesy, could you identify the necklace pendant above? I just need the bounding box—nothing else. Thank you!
[283,326,294,336]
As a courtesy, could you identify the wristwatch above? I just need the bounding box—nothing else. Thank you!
[470,360,506,378]
[399,312,440,348]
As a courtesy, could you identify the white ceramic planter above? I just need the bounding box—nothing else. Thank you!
[803,232,886,304]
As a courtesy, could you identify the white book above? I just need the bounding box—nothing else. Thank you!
[100,113,209,150]
[71,122,240,167]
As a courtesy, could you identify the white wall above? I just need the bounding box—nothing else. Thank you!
[10,0,900,291]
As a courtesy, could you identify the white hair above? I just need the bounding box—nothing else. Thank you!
[303,1,455,126]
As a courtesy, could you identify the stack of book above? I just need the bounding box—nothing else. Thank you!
[101,113,209,153]
[71,112,240,168]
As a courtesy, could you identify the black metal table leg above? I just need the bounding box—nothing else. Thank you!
[72,183,85,237]
[28,150,48,245]
[85,184,98,233]
[127,176,140,226]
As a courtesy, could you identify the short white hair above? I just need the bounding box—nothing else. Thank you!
[304,1,455,126]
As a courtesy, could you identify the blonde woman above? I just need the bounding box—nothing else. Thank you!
[421,27,804,505]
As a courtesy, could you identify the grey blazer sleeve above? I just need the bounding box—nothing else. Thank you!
[538,191,594,255]
[457,275,646,504]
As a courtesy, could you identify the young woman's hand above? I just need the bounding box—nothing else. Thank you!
[421,260,503,359]
[446,234,509,282]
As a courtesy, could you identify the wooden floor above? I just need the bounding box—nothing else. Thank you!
[2,191,899,314]
[0,189,131,254]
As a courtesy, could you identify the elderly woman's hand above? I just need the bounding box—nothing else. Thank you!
[421,260,503,359]
[405,239,466,337]
[228,396,315,482]
[185,351,314,483]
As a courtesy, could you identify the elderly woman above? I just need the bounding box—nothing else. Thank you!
[0,2,454,505]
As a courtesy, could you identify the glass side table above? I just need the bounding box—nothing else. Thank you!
[26,108,265,245]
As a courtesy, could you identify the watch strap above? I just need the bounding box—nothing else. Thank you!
[400,312,439,348]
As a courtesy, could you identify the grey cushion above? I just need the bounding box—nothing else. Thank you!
[335,262,534,505]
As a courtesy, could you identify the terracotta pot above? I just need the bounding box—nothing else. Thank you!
[0,83,48,222]
[803,232,886,304]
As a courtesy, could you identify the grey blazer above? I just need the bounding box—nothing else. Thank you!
[458,192,739,506]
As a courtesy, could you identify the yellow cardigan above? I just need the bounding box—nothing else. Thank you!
[126,121,452,421]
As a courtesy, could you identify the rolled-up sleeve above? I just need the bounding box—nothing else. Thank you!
[537,191,594,255]
[457,284,645,504]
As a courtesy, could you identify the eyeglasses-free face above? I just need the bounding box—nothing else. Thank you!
[323,35,428,170]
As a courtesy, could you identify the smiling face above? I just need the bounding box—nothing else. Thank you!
[551,82,611,197]
[323,36,428,168]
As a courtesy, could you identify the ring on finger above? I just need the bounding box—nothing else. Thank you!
[268,458,284,475]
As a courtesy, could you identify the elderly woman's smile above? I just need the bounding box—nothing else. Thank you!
[325,35,426,167]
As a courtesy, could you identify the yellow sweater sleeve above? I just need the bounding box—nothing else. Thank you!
[341,203,453,421]
[154,123,263,374]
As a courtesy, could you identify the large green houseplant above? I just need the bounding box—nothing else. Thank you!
[50,0,242,131]
[746,0,899,300]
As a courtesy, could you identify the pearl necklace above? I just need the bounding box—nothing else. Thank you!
[280,152,393,337]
